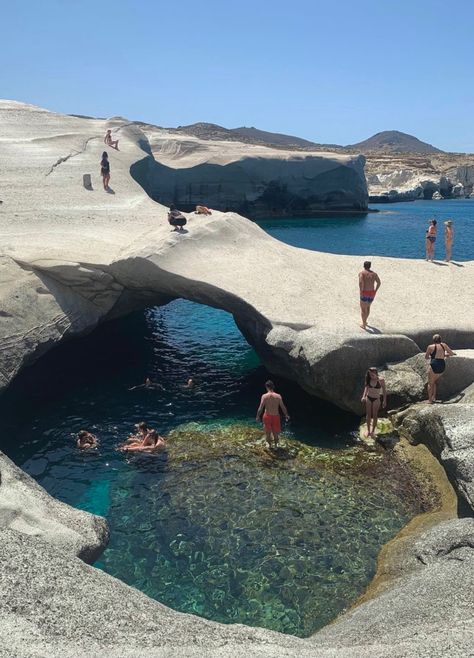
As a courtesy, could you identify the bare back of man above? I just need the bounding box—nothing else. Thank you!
[256,381,290,449]
[359,261,381,330]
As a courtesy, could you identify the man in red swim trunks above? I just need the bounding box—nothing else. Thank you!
[358,261,381,330]
[256,380,290,449]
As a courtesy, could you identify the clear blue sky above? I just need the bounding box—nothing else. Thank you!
[2,0,473,151]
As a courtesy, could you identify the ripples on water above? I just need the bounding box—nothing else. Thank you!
[3,201,462,635]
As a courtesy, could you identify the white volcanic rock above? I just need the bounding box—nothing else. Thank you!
[0,450,108,562]
[138,124,368,215]
[1,100,474,658]
[0,100,473,414]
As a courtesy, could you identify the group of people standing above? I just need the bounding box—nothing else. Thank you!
[426,218,454,262]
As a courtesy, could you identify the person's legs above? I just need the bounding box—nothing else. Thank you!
[431,373,441,402]
[105,173,110,190]
[360,301,369,329]
[425,239,430,261]
[427,368,439,402]
[365,399,372,437]
[370,398,381,436]
[102,174,107,190]
[446,242,452,262]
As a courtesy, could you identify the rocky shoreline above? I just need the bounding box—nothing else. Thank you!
[1,100,473,657]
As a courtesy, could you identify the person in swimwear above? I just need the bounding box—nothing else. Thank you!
[361,368,387,438]
[256,380,290,449]
[425,219,437,262]
[104,129,119,150]
[100,151,111,191]
[358,261,381,330]
[128,377,164,391]
[120,422,166,452]
[76,430,98,450]
[425,334,456,403]
[444,220,454,262]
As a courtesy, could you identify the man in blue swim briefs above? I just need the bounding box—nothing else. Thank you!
[359,261,381,330]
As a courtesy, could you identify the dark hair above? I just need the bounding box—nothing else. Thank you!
[365,367,378,385]
[169,203,176,211]
[77,430,88,439]
[137,421,148,430]
[363,261,371,270]
[265,380,275,390]
[431,219,437,225]
[102,151,108,159]
[432,333,442,343]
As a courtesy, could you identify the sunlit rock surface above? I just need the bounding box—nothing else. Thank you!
[1,100,474,657]
[134,123,368,215]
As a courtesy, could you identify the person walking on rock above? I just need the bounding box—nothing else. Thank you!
[100,151,111,191]
[361,368,386,438]
[256,380,289,449]
[425,219,437,261]
[425,334,456,403]
[444,220,454,262]
[359,261,381,330]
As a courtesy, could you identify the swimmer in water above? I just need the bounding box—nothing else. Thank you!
[184,378,195,389]
[76,430,98,450]
[128,377,165,391]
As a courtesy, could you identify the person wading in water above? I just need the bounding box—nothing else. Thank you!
[358,261,381,330]
[256,380,290,449]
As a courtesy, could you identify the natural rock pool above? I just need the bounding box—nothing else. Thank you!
[1,300,434,636]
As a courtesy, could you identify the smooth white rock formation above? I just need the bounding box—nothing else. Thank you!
[0,100,473,414]
[1,99,474,658]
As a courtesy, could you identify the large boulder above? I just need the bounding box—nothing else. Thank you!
[0,451,108,562]
[392,387,474,510]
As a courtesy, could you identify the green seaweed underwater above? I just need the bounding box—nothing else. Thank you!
[97,424,434,637]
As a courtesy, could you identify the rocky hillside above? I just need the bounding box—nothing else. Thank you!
[349,130,442,154]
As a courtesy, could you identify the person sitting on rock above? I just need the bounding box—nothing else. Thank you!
[104,129,119,150]
[168,204,187,232]
[195,205,212,215]
[76,430,98,450]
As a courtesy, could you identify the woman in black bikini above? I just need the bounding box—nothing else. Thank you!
[100,151,110,191]
[425,334,456,403]
[361,367,387,438]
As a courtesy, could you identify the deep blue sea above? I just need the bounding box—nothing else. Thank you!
[2,199,468,637]
[259,199,473,261]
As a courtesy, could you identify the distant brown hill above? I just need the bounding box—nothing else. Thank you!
[174,122,338,150]
[349,130,443,154]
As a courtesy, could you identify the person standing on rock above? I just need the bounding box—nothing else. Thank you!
[359,261,381,330]
[361,368,387,438]
[425,219,437,261]
[444,220,454,262]
[256,380,290,449]
[100,151,111,191]
[425,334,456,403]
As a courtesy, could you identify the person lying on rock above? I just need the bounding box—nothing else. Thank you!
[168,204,187,232]
[195,205,212,215]
[76,430,98,450]
[104,129,119,150]
[256,380,290,450]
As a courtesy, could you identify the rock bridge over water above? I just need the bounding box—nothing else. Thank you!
[1,100,474,658]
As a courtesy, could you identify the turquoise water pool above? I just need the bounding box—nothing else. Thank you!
[1,201,458,636]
